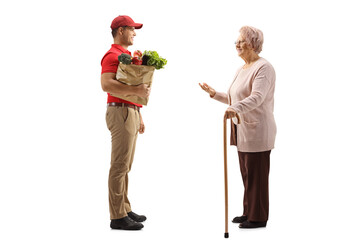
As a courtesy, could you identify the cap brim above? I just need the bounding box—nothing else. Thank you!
[131,23,143,29]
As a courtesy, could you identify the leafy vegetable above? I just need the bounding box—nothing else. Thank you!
[118,53,132,65]
[141,55,149,66]
[142,50,167,70]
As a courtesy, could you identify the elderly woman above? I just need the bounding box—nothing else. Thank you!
[199,26,276,228]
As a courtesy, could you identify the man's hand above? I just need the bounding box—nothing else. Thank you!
[139,113,145,134]
[134,84,151,98]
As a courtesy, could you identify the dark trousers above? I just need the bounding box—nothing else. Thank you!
[238,150,271,222]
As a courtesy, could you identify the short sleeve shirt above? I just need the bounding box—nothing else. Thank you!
[101,44,142,107]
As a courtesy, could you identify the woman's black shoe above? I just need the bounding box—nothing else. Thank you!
[110,216,144,230]
[128,211,147,222]
[232,215,247,223]
[239,220,267,228]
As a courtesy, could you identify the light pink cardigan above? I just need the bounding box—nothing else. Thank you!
[213,58,276,152]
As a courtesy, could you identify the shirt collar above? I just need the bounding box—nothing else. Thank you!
[112,44,131,55]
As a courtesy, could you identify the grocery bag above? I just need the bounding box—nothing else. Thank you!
[112,63,156,106]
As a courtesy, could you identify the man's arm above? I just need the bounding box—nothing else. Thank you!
[101,72,150,98]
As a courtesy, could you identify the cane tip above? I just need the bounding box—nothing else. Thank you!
[224,232,229,238]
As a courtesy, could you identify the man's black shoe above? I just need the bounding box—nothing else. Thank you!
[110,216,144,230]
[232,215,247,223]
[239,220,267,228]
[128,211,147,222]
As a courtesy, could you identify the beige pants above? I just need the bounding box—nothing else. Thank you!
[106,106,140,220]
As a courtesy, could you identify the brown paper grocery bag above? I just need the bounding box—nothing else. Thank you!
[112,63,156,105]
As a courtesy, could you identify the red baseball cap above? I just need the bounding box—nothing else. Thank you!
[110,15,143,30]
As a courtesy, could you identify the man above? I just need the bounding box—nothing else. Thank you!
[101,15,150,230]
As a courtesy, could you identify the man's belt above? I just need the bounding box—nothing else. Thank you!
[107,102,140,112]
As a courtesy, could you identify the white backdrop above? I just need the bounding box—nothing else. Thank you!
[1,0,360,239]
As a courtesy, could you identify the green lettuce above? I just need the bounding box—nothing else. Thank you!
[142,50,167,70]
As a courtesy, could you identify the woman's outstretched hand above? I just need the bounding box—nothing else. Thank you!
[199,83,216,98]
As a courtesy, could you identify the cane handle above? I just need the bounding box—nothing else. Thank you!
[235,114,241,124]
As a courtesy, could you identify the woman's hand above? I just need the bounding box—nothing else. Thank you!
[224,107,237,119]
[199,83,216,98]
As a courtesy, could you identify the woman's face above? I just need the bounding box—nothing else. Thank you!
[235,35,251,57]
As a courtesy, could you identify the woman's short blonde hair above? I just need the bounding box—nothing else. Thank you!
[240,26,264,54]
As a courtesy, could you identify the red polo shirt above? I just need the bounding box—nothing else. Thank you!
[101,44,142,107]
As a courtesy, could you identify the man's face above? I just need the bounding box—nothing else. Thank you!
[119,26,136,46]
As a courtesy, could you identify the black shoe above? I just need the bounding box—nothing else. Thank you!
[128,211,147,222]
[110,216,144,230]
[232,215,247,223]
[239,220,267,228]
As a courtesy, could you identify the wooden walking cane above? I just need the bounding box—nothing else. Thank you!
[223,114,240,238]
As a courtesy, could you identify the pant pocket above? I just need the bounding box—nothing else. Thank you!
[124,109,138,136]
[122,107,129,123]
